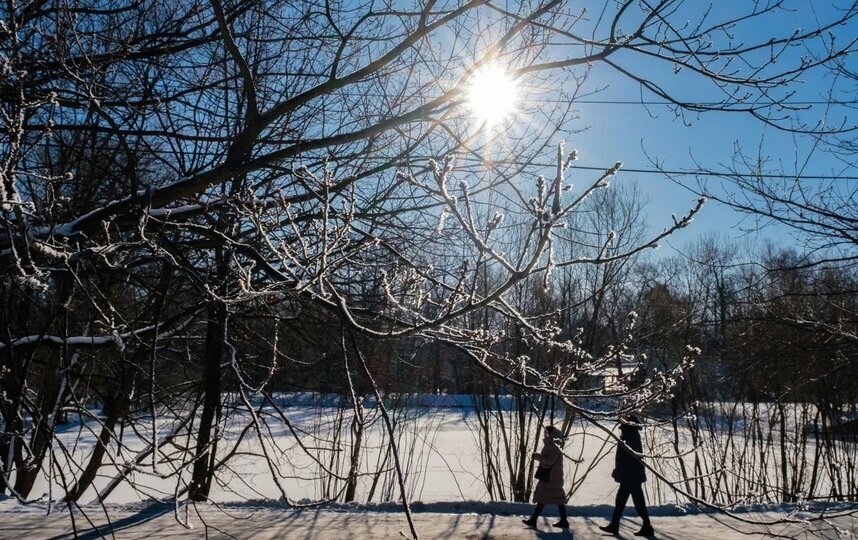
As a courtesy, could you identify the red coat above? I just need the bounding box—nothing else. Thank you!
[533,440,565,504]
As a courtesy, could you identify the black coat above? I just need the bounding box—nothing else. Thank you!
[611,426,646,484]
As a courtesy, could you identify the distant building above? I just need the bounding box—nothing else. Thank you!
[587,353,651,391]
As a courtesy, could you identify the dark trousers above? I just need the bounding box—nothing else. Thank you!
[610,482,650,526]
[531,503,567,522]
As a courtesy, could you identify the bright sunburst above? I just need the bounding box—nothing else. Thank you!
[467,63,518,126]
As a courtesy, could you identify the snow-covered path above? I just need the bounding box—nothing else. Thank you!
[1,501,855,539]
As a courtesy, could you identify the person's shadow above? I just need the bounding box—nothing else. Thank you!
[46,503,172,540]
[595,530,658,540]
[524,522,574,540]
[534,528,574,539]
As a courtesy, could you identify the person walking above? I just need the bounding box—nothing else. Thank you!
[600,415,653,537]
[522,425,568,529]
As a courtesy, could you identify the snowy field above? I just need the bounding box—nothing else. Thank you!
[23,396,631,507]
[26,396,852,507]
[2,396,857,538]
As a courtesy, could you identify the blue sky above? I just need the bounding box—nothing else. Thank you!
[512,0,858,257]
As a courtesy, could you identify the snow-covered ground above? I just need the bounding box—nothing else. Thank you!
[3,396,857,538]
[31,398,850,508]
[28,399,629,506]
[1,498,856,539]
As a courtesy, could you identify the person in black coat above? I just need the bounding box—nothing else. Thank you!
[599,416,653,537]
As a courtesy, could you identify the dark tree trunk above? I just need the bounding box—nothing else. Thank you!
[13,273,73,498]
[189,300,226,501]
[63,387,128,503]
[0,289,34,494]
[14,352,62,497]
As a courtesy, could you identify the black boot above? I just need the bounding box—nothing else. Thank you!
[599,523,620,535]
[553,504,569,528]
[523,503,543,527]
[634,523,654,537]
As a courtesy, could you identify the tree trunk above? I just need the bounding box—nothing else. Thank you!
[189,300,226,501]
[63,387,128,503]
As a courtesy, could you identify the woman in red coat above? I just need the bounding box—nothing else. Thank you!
[522,425,568,529]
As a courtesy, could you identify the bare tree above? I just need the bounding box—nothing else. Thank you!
[1,1,857,535]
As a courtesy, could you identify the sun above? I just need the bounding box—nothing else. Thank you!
[467,63,518,126]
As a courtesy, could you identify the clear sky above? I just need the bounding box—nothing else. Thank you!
[511,0,858,258]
